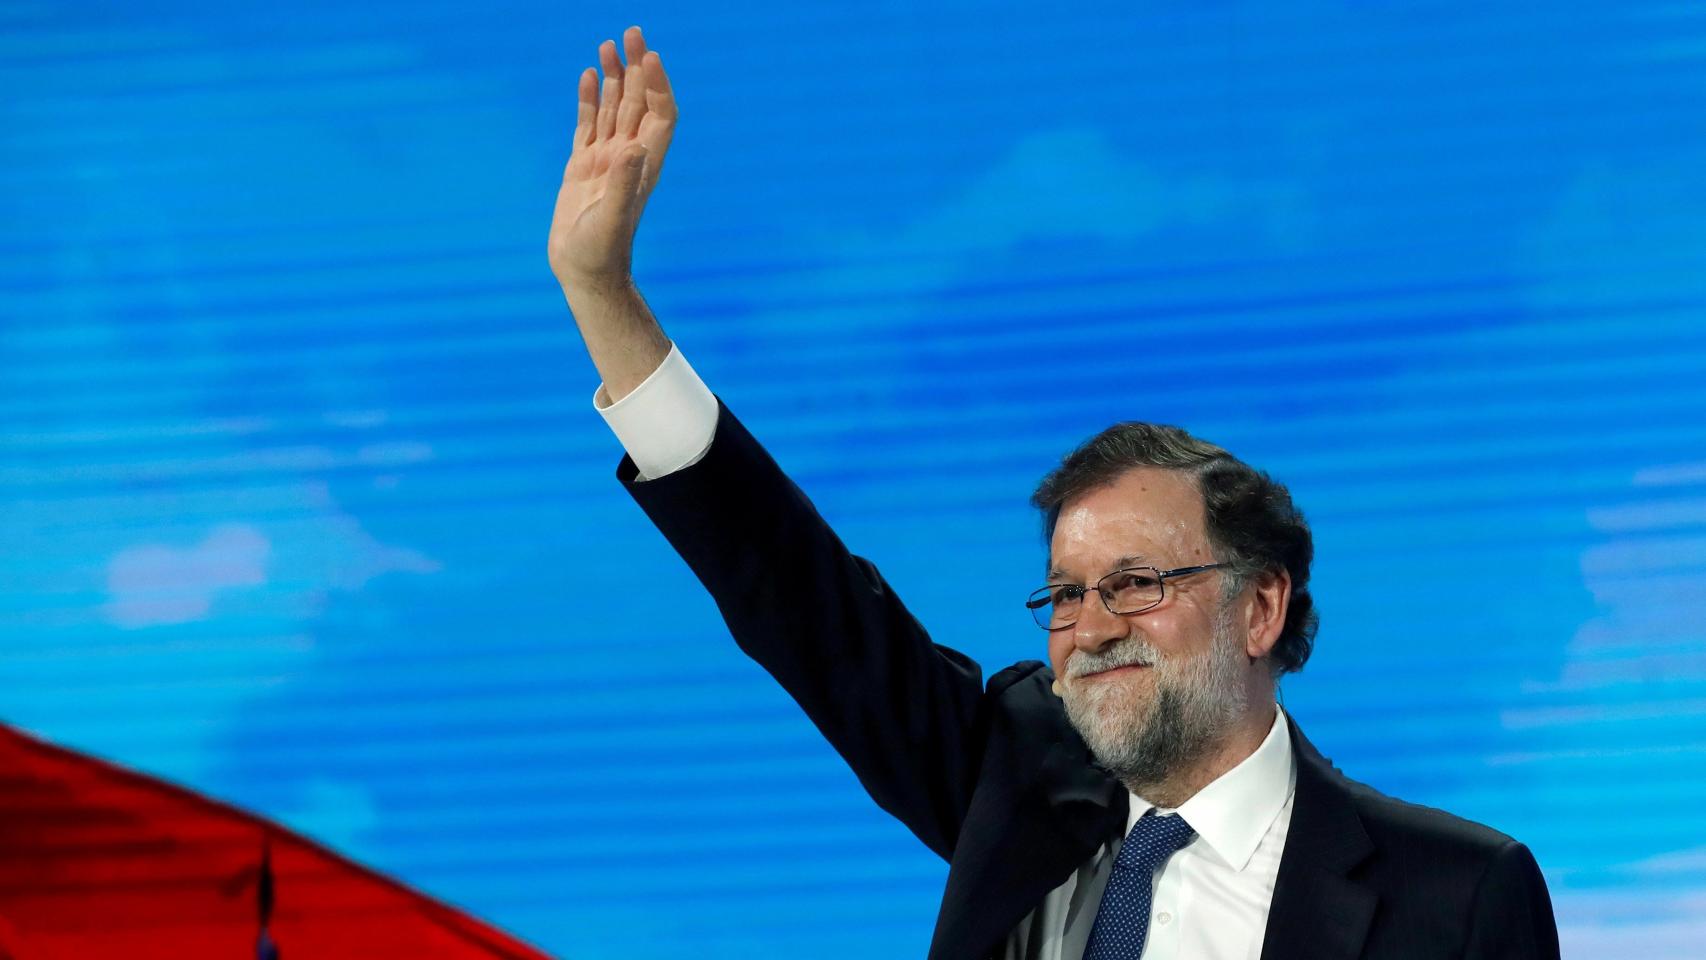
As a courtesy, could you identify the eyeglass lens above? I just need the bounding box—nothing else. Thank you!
[1027,568,1164,629]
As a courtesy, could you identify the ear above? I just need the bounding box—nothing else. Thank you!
[1242,567,1291,662]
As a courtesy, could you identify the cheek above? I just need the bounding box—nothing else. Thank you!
[1135,609,1205,656]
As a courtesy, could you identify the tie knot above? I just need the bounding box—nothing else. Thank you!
[1113,812,1196,874]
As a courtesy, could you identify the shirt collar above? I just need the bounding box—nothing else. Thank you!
[1126,703,1296,872]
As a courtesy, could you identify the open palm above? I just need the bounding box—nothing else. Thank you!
[547,25,677,285]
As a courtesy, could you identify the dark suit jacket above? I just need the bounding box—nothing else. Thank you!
[619,400,1560,960]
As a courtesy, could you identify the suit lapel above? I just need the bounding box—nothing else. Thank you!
[1259,716,1377,960]
[929,727,1126,960]
[926,689,1376,960]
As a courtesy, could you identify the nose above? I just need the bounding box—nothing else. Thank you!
[1070,588,1128,655]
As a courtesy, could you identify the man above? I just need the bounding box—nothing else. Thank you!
[545,26,1560,960]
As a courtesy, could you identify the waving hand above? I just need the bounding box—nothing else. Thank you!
[547,25,678,287]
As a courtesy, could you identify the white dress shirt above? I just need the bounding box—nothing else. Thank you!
[1000,706,1296,960]
[593,345,1299,959]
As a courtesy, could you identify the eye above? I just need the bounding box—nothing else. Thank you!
[1109,572,1159,591]
[1026,585,1083,611]
[1053,585,1086,604]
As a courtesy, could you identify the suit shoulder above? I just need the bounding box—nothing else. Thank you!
[1332,765,1521,862]
[1308,756,1557,956]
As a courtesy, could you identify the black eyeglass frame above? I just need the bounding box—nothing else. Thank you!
[1024,563,1230,630]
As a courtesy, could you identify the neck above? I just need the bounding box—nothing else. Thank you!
[1126,700,1277,809]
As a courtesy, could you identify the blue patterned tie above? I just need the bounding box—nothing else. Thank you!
[1083,812,1197,959]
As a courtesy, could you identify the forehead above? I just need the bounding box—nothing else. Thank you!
[1047,466,1212,576]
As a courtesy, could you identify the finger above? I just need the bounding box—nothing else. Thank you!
[573,67,597,147]
[642,49,675,118]
[617,32,646,137]
[636,50,676,186]
[596,41,621,140]
[617,61,645,138]
[597,71,621,141]
[599,37,621,80]
[623,24,646,69]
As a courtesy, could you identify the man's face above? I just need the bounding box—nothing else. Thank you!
[1046,466,1249,787]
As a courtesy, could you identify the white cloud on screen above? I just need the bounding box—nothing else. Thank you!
[105,523,270,628]
[0,473,440,785]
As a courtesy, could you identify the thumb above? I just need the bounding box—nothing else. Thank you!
[610,145,649,207]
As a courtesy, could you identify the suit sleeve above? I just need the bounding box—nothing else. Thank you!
[617,399,990,861]
[1461,840,1561,960]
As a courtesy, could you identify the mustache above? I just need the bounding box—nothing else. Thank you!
[1065,640,1160,679]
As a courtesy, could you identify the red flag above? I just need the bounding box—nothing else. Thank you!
[0,723,553,960]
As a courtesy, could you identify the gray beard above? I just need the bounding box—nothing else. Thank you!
[1059,599,1248,794]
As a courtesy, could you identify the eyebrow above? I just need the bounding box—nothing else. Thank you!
[1046,554,1153,582]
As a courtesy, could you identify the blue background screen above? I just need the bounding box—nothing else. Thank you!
[4,2,1704,957]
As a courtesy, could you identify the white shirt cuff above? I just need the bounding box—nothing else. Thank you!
[593,343,718,481]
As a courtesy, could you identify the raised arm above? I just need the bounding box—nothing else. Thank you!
[546,25,676,402]
[543,27,992,860]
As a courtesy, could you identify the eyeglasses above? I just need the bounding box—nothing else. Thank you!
[1025,563,1229,630]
